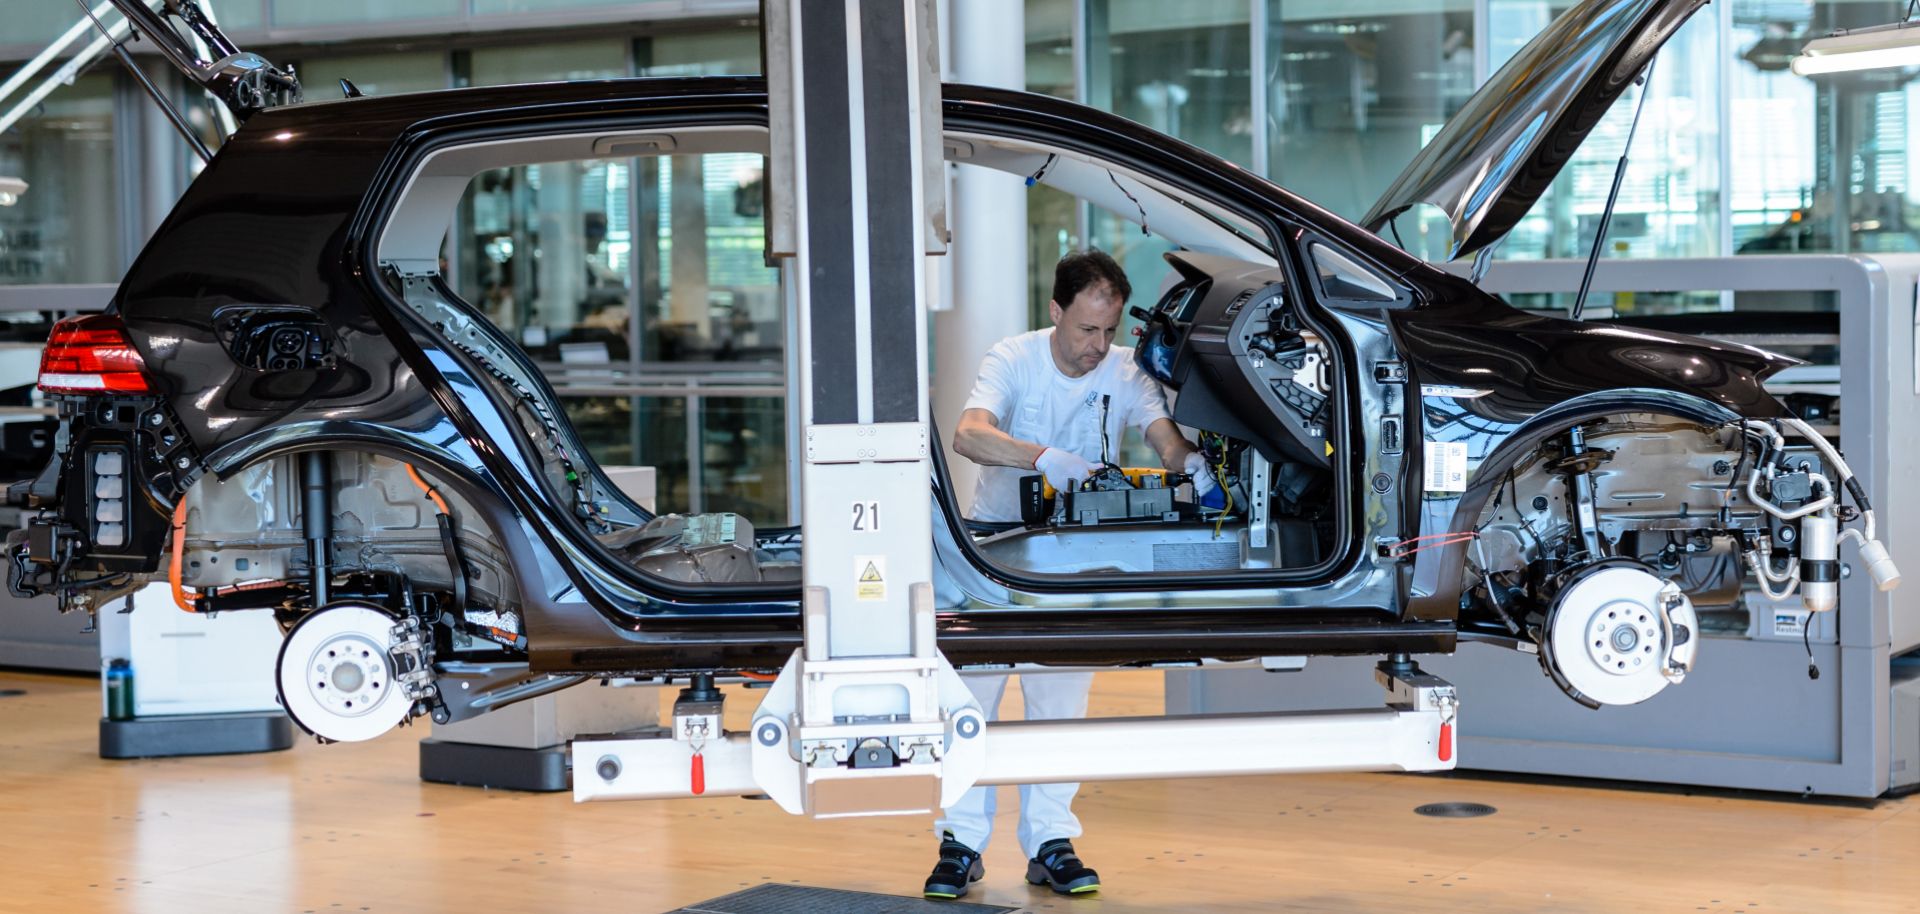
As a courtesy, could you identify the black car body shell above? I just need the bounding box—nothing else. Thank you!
[81,78,1792,674]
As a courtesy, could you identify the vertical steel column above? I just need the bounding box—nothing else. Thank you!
[936,0,1028,514]
[750,0,983,819]
[686,392,703,514]
[1249,0,1268,179]
[1073,0,1096,247]
[1472,0,1491,86]
[1714,0,1734,282]
[112,70,147,275]
[782,270,803,525]
[772,0,943,662]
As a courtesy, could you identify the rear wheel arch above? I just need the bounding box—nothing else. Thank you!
[181,427,537,625]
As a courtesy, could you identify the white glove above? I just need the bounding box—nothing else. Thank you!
[1035,447,1100,493]
[1183,451,1219,498]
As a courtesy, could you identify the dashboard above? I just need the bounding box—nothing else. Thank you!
[1135,251,1333,468]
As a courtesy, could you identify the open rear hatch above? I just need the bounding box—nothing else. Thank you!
[98,0,299,121]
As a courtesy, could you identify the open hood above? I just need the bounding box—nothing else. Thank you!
[1360,0,1709,261]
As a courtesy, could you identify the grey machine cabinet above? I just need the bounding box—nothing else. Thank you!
[0,594,95,671]
[1170,254,1920,798]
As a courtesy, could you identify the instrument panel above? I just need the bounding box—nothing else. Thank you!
[1135,250,1332,468]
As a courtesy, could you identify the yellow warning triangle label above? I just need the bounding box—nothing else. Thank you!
[859,562,883,583]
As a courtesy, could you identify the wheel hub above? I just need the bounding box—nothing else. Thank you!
[1583,598,1658,675]
[305,631,387,719]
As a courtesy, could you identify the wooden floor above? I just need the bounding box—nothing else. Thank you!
[4,668,1919,914]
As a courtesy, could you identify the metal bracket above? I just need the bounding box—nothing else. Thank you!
[744,647,987,818]
[1377,663,1458,715]
[672,696,724,746]
[804,422,930,464]
[1247,449,1272,549]
[654,585,985,817]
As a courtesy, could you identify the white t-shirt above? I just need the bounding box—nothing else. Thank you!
[963,328,1172,522]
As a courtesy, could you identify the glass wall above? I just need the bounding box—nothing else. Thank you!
[273,0,466,29]
[290,50,448,101]
[1056,0,1920,260]
[636,29,762,75]
[275,28,785,519]
[1730,0,1920,253]
[453,34,782,519]
[1025,0,1077,101]
[1265,0,1475,245]
[1491,0,1723,261]
[0,73,118,286]
[457,157,633,354]
[636,30,781,519]
[1087,3,1255,170]
[1026,185,1082,326]
[0,0,752,55]
[701,397,785,521]
[465,39,629,86]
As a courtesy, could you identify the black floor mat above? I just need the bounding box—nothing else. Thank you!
[665,883,1018,913]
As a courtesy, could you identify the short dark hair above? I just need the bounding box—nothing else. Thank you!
[1051,249,1131,310]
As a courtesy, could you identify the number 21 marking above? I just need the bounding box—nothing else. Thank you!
[852,501,881,532]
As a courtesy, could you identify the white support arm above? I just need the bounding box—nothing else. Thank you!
[0,1,120,106]
[572,664,1460,806]
[0,6,142,138]
[572,706,1456,804]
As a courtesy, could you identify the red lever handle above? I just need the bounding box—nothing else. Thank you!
[690,751,706,795]
[1438,722,1454,763]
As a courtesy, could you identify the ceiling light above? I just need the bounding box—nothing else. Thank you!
[1792,19,1920,76]
[0,176,24,206]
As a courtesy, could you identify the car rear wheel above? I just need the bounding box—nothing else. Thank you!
[276,603,414,742]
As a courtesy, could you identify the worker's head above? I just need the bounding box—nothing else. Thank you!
[1048,250,1131,378]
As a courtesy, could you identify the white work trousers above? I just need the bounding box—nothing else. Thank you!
[934,671,1095,859]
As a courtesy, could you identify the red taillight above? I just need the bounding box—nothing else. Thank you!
[38,314,154,395]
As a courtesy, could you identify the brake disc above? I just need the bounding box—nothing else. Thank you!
[276,602,414,742]
[1543,563,1698,706]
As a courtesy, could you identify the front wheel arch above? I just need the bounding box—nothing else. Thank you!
[1409,388,1745,618]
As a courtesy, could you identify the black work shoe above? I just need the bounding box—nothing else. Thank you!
[1026,838,1100,895]
[924,832,985,900]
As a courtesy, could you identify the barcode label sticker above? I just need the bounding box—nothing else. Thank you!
[1424,441,1469,493]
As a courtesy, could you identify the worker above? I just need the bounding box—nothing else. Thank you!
[923,249,1217,900]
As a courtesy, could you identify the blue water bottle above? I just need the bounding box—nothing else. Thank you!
[105,658,134,721]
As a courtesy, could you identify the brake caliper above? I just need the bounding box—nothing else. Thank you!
[387,614,437,706]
